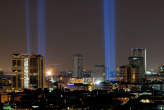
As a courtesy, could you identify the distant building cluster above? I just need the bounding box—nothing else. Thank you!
[0,49,164,109]
[116,48,164,83]
[0,48,164,93]
[117,48,146,83]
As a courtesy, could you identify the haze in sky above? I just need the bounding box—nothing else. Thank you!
[1,0,164,72]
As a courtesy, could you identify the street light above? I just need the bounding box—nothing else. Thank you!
[46,71,52,88]
[47,71,52,76]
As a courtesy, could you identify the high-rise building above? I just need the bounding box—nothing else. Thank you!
[130,48,147,72]
[159,65,164,80]
[29,55,45,89]
[73,54,83,78]
[0,71,13,91]
[128,48,146,82]
[159,65,164,73]
[92,65,105,83]
[116,65,139,83]
[11,54,45,90]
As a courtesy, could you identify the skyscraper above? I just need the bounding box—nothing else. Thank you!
[11,54,29,90]
[159,65,164,80]
[11,54,45,90]
[116,65,139,83]
[73,54,83,78]
[29,55,45,89]
[92,65,105,83]
[128,48,146,82]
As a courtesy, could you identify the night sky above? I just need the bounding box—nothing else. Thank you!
[1,0,164,72]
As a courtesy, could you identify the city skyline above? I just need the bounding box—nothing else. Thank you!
[1,1,164,109]
[1,0,164,72]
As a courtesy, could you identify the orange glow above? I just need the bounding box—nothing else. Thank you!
[47,71,52,76]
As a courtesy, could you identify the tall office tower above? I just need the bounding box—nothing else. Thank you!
[11,54,45,90]
[29,55,45,89]
[128,48,146,82]
[92,65,105,82]
[130,48,147,72]
[11,54,29,90]
[73,54,83,78]
[116,65,139,83]
[159,65,164,73]
[159,65,164,79]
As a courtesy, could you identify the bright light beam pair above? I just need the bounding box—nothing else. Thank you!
[25,0,46,56]
[25,0,116,81]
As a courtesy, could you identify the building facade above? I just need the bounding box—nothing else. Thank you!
[92,65,105,83]
[116,65,139,83]
[130,48,147,72]
[29,55,45,89]
[128,48,146,82]
[11,54,45,90]
[73,54,83,78]
[159,65,164,80]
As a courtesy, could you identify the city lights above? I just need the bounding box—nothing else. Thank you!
[2,0,164,109]
[47,71,52,76]
[68,83,74,86]
[95,80,102,85]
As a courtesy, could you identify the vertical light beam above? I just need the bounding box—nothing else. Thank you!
[25,0,31,54]
[37,0,46,56]
[104,0,116,81]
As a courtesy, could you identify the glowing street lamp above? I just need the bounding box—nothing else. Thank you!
[95,80,102,85]
[47,71,52,76]
[46,71,52,81]
[46,71,52,88]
